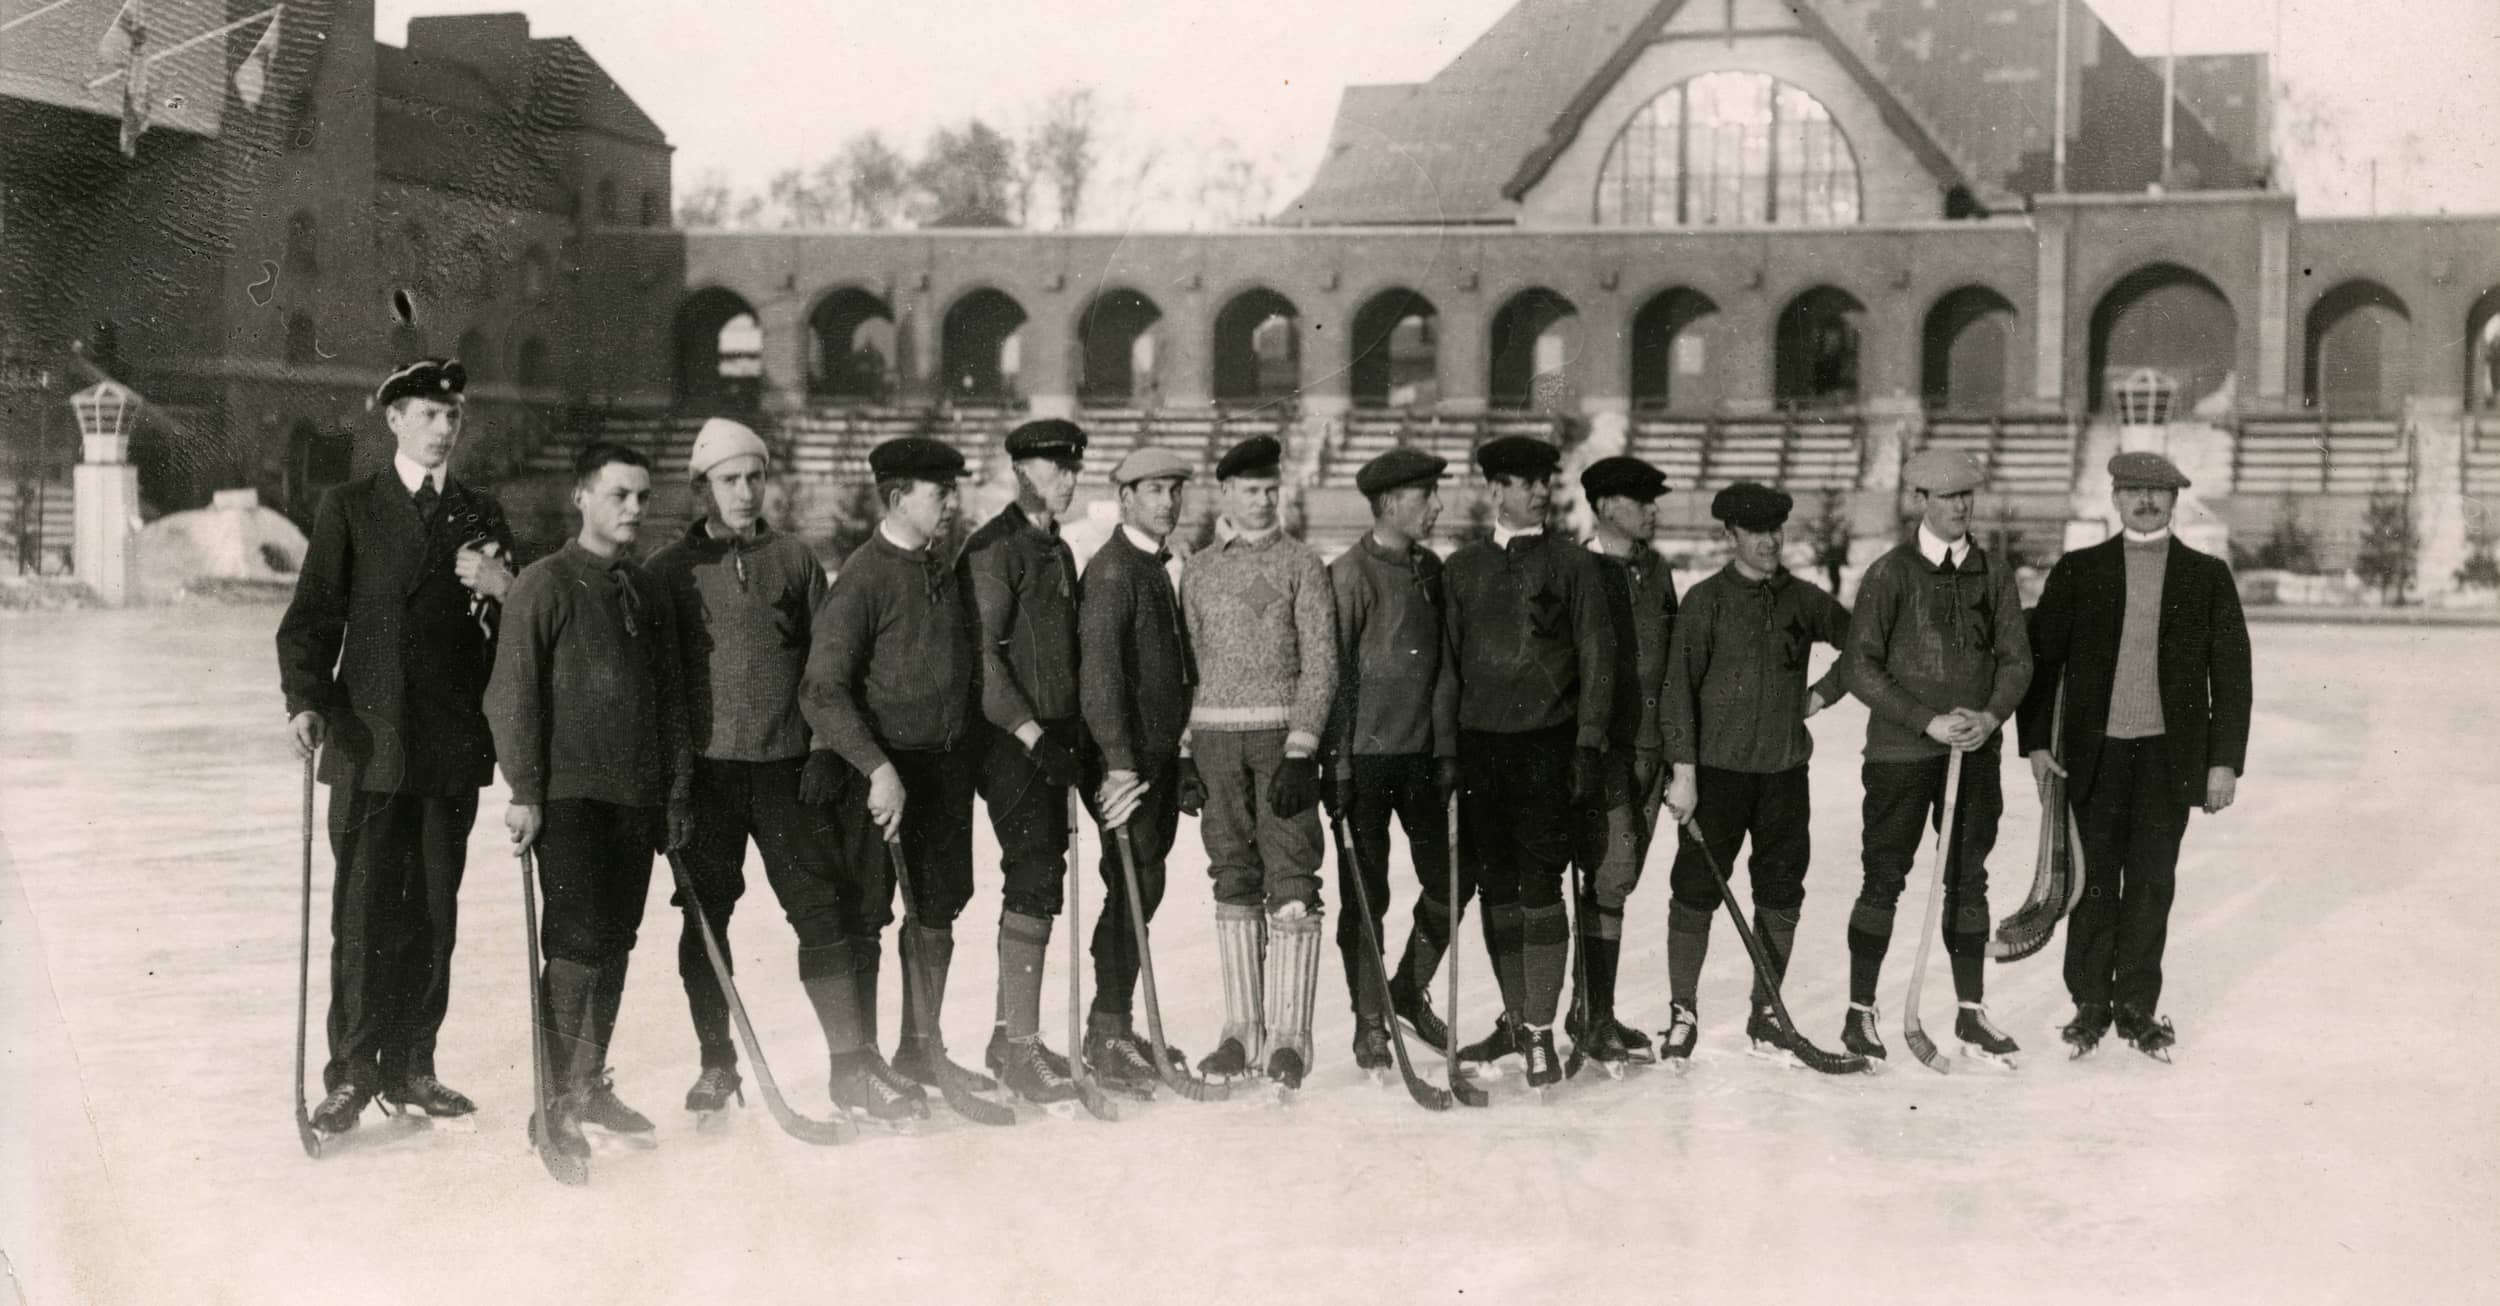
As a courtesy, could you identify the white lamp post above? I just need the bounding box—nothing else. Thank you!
[70,379,143,604]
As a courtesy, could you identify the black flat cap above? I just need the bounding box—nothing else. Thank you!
[2107,450,2191,490]
[1711,481,1794,531]
[1356,447,1447,498]
[1005,418,1087,464]
[374,357,466,409]
[1580,455,1669,503]
[1476,435,1560,481]
[1216,434,1283,481]
[869,436,968,483]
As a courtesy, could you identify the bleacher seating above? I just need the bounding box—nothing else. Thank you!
[2467,414,2500,498]
[1921,416,2080,494]
[1,474,76,575]
[2232,416,2409,494]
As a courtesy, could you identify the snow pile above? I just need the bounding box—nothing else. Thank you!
[134,488,307,603]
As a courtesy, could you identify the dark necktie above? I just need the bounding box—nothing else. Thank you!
[1938,549,1959,576]
[413,480,439,521]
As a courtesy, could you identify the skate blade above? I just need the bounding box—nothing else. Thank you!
[2136,1046,2174,1064]
[1465,1057,1516,1081]
[1364,1067,1395,1088]
[1011,1094,1082,1122]
[1661,1058,1692,1077]
[1529,1084,1558,1105]
[1262,1081,1301,1109]
[1958,1045,2020,1071]
[419,1112,481,1135]
[585,1128,660,1152]
[1747,1041,1807,1070]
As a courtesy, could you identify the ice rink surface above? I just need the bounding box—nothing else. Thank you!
[3,603,2494,1305]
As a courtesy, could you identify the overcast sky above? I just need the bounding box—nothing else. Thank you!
[375,0,2500,220]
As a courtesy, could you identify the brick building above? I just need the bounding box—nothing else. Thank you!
[1,0,675,565]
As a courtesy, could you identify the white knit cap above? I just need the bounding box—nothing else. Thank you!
[688,418,770,480]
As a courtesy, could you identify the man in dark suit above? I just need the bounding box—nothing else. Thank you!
[276,358,516,1135]
[2020,451,2252,1060]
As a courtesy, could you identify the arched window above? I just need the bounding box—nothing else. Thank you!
[941,289,1029,404]
[515,337,549,389]
[1350,289,1439,410]
[1774,287,1866,410]
[1077,289,1163,407]
[1213,288,1301,407]
[519,245,551,304]
[1595,72,1860,227]
[808,288,897,403]
[286,210,320,277]
[2304,281,2412,416]
[2462,287,2499,412]
[284,313,318,367]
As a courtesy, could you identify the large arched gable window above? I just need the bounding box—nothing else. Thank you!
[1595,71,1860,228]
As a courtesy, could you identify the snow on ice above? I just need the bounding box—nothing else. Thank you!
[2,605,2494,1304]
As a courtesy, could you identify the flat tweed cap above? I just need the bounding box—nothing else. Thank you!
[868,436,967,483]
[374,357,465,409]
[1216,434,1283,481]
[689,418,771,480]
[1902,448,1986,495]
[1580,455,1669,503]
[1711,481,1795,531]
[1112,446,1196,486]
[1356,447,1447,497]
[1005,418,1088,464]
[2108,450,2191,490]
[1476,435,1561,481]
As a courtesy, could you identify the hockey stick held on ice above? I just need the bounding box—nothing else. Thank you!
[519,846,589,1186]
[1063,792,1120,1122]
[293,755,322,1159]
[1902,747,1964,1074]
[663,852,855,1145]
[1111,825,1230,1103]
[1327,811,1453,1111]
[1670,810,1871,1076]
[1442,792,1490,1108]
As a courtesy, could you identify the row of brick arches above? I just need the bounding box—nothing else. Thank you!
[675,274,2496,420]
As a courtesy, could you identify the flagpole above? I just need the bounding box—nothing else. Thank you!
[2052,0,2070,192]
[0,0,83,36]
[2160,0,2177,187]
[86,4,281,90]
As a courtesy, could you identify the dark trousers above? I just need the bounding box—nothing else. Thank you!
[1669,765,1813,914]
[976,720,1082,920]
[1335,753,1454,1014]
[1081,754,1179,1018]
[534,799,657,967]
[831,743,978,934]
[1458,726,1572,910]
[2065,736,2192,1012]
[323,788,478,1092]
[674,754,856,1070]
[1853,752,2003,956]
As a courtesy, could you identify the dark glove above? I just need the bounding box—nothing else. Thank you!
[1270,756,1320,819]
[1434,757,1462,803]
[1175,758,1207,817]
[1571,747,1605,808]
[1027,734,1081,790]
[799,750,846,806]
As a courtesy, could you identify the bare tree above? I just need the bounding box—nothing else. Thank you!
[837,131,910,230]
[912,121,1018,228]
[767,167,839,229]
[1192,134,1281,229]
[1033,85,1100,229]
[675,171,736,228]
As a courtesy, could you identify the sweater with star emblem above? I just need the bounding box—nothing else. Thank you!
[1443,529,1615,747]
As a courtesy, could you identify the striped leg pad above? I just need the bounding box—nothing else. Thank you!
[1215,903,1267,1065]
[1263,907,1324,1065]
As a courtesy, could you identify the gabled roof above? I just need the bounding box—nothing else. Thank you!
[375,28,667,206]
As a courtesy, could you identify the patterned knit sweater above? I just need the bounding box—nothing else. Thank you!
[1179,528,1338,756]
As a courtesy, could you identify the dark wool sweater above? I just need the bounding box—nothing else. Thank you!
[1590,541,1679,760]
[1662,564,1850,774]
[485,542,685,807]
[1846,539,2032,762]
[1443,530,1616,748]
[1325,532,1458,760]
[799,527,978,776]
[961,501,1083,732]
[644,519,829,763]
[1080,527,1195,773]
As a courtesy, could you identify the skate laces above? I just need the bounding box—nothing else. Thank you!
[1017,1038,1072,1086]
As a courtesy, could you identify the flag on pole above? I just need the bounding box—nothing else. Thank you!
[234,8,280,109]
[98,0,151,156]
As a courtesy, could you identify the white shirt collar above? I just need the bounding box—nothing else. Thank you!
[393,453,445,496]
[2122,526,2173,545]
[1121,524,1167,556]
[877,520,923,553]
[1493,522,1544,548]
[1916,524,1970,568]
